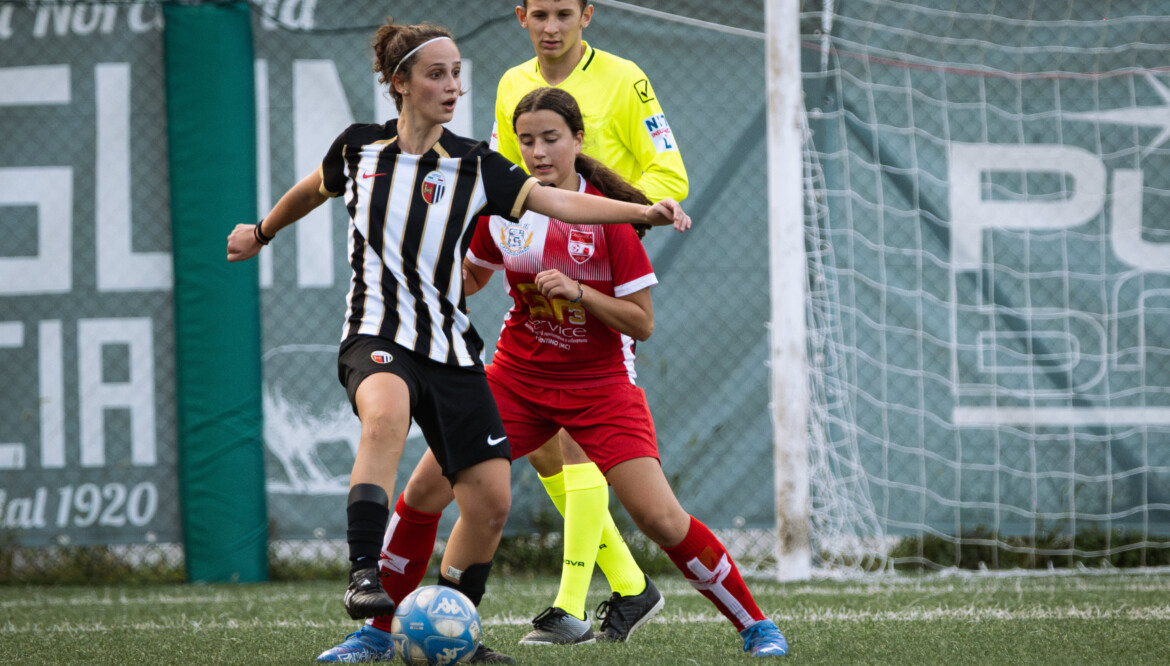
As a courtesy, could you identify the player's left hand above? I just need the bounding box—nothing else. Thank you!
[644,199,691,232]
[227,223,263,262]
[534,269,579,302]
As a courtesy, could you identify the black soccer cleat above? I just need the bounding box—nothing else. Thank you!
[342,564,396,620]
[595,575,665,641]
[517,606,596,645]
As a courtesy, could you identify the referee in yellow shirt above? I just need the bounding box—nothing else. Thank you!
[492,1,688,204]
[494,0,687,646]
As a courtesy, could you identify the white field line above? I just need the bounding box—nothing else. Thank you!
[6,606,1170,635]
[506,577,1170,597]
[0,618,352,634]
[0,590,324,609]
[5,577,1170,611]
[760,580,1170,596]
[492,606,1170,625]
[505,573,1170,594]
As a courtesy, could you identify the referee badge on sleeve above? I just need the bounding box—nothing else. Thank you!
[422,170,446,205]
[642,113,677,153]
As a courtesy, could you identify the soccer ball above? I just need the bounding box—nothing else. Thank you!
[391,585,481,664]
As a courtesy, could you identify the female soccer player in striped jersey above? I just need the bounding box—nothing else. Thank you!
[375,0,690,649]
[321,87,788,660]
[225,19,689,664]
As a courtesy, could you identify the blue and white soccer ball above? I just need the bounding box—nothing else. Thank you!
[391,585,481,665]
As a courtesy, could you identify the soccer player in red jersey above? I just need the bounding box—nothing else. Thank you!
[372,0,689,649]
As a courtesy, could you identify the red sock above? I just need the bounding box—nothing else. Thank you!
[663,515,765,631]
[369,495,441,632]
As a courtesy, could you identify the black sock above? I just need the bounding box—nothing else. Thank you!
[346,483,389,568]
[437,561,493,606]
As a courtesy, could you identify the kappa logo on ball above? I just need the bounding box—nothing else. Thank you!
[421,170,446,205]
[370,351,393,364]
[433,597,472,618]
[392,586,480,665]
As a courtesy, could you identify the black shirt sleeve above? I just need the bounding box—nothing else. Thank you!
[476,143,539,221]
[319,125,355,198]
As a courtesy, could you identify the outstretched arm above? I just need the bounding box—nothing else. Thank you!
[227,170,330,262]
[523,185,691,232]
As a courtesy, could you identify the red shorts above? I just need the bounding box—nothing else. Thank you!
[486,363,659,473]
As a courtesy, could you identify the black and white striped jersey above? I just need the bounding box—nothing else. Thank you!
[319,122,538,367]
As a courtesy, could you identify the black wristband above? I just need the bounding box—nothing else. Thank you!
[569,281,583,303]
[253,220,274,245]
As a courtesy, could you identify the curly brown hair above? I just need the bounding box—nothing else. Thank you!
[371,19,456,112]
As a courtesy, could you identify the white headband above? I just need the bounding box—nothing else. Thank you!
[391,36,453,80]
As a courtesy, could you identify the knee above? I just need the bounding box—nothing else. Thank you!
[403,469,442,499]
[402,469,453,514]
[630,506,689,547]
[359,408,407,445]
[465,490,511,532]
[525,441,563,477]
[483,491,511,530]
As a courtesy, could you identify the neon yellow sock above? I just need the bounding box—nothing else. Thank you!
[594,500,646,598]
[582,465,646,598]
[539,465,645,599]
[538,470,567,515]
[552,463,607,618]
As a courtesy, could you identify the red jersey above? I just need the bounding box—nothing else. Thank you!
[466,176,657,388]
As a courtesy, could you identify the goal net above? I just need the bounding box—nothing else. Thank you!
[800,0,1170,572]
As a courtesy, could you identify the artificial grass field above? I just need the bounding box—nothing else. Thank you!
[3,571,1169,664]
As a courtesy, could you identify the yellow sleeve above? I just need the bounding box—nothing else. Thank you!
[493,72,526,170]
[616,67,689,203]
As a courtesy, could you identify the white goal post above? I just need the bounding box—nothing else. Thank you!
[767,0,812,581]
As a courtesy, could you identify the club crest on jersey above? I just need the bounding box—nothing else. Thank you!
[421,170,446,205]
[370,351,393,364]
[568,229,595,264]
[499,221,534,256]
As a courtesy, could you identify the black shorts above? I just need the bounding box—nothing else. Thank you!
[337,335,510,479]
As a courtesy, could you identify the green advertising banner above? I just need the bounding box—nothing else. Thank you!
[0,2,180,548]
[163,1,267,583]
[4,0,1163,576]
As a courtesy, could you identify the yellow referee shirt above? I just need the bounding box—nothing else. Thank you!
[492,41,689,203]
